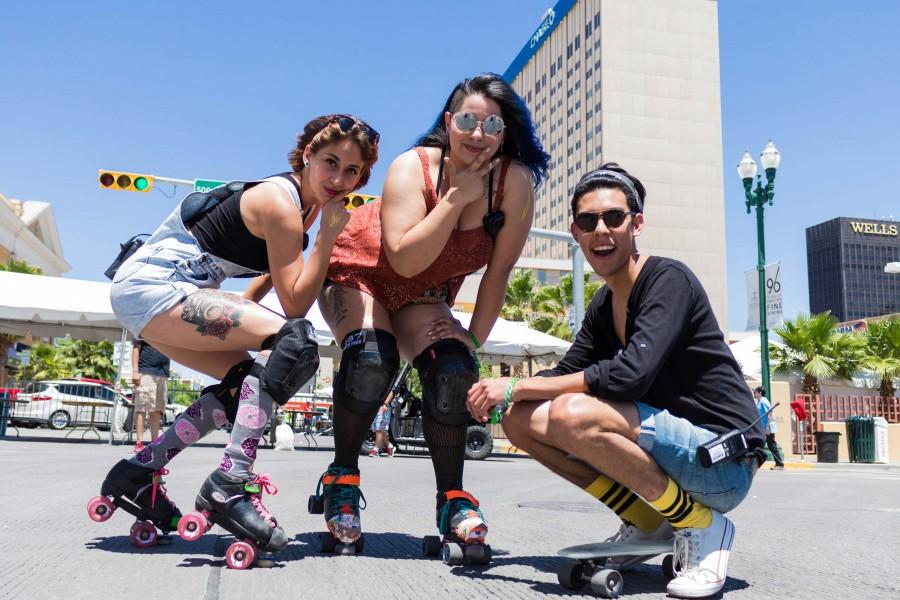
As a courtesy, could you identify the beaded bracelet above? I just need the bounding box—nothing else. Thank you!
[468,330,482,349]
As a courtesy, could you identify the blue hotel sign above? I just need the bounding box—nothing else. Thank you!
[503,0,577,82]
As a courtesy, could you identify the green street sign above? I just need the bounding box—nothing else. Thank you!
[194,179,226,193]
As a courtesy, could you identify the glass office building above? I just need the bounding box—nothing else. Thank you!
[806,217,900,321]
[501,0,729,327]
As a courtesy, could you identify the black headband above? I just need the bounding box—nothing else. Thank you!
[578,169,643,213]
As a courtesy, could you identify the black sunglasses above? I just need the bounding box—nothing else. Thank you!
[332,114,380,145]
[573,209,636,232]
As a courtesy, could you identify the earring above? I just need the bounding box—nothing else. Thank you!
[303,159,310,167]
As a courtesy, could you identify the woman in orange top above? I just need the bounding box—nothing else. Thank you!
[310,74,549,558]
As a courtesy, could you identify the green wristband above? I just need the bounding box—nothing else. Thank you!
[502,377,520,411]
[468,330,482,349]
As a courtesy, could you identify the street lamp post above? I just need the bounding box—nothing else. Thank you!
[738,141,781,400]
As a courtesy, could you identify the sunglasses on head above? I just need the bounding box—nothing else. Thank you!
[453,112,505,136]
[332,114,380,145]
[573,209,636,232]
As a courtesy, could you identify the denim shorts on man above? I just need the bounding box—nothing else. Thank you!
[370,405,392,432]
[636,402,756,514]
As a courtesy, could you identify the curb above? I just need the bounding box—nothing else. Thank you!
[492,440,531,457]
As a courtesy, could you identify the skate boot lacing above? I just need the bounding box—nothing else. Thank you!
[150,467,172,509]
[437,490,486,541]
[246,474,279,527]
[316,469,366,514]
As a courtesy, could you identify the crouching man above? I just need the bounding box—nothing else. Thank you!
[467,164,764,598]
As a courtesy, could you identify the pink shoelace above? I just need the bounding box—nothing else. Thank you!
[150,467,171,508]
[249,474,279,526]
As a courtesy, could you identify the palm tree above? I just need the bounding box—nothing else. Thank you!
[861,317,900,398]
[530,274,604,341]
[501,270,538,322]
[770,312,866,396]
[20,342,71,380]
[56,337,116,381]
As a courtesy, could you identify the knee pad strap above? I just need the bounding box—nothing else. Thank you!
[334,329,400,416]
[204,359,254,423]
[414,339,478,426]
[259,318,320,405]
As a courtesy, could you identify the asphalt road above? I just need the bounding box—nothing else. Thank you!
[1,430,898,600]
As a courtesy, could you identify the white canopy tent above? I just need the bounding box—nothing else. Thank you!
[0,272,571,363]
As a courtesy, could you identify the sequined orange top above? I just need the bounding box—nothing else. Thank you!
[327,147,511,312]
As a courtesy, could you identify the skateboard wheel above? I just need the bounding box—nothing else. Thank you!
[178,512,209,542]
[590,568,623,599]
[472,543,491,566]
[319,531,336,553]
[423,535,442,557]
[130,521,159,548]
[225,540,256,570]
[87,495,115,522]
[442,543,465,566]
[662,554,676,580]
[557,561,587,590]
[464,544,484,562]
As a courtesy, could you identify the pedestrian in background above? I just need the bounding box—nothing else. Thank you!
[753,386,785,470]
[131,340,170,453]
[369,391,394,457]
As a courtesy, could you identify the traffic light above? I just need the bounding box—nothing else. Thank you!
[98,170,154,193]
[344,193,378,210]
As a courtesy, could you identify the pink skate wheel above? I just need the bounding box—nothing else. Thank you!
[177,512,209,542]
[87,496,115,522]
[130,521,159,548]
[225,540,257,570]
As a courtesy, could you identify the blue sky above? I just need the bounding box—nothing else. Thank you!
[2,0,899,336]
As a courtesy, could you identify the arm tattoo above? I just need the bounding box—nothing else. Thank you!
[181,290,250,340]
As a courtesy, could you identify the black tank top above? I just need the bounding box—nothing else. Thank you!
[191,173,307,272]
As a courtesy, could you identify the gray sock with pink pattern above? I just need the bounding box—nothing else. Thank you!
[219,354,273,479]
[130,390,230,471]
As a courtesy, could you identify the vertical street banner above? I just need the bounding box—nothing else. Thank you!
[746,262,784,330]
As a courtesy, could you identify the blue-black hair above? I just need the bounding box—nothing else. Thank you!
[414,73,550,187]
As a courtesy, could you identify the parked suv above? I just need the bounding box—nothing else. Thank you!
[13,378,130,431]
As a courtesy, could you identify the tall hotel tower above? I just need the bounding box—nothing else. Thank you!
[505,0,729,327]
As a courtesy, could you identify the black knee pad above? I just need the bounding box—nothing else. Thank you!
[204,359,254,423]
[334,329,400,415]
[257,318,319,406]
[414,339,478,426]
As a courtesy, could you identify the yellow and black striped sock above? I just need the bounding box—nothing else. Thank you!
[585,475,664,532]
[649,477,712,529]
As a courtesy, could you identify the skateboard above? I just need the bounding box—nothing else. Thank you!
[556,539,676,598]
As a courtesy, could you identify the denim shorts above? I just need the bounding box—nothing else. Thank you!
[636,402,757,514]
[110,201,259,337]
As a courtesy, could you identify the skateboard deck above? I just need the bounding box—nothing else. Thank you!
[559,539,674,560]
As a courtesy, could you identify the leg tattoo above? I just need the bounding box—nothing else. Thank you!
[181,290,250,340]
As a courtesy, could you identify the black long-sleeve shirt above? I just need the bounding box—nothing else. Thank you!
[539,256,763,443]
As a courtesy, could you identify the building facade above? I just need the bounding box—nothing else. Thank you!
[806,217,900,321]
[0,192,69,275]
[499,0,729,327]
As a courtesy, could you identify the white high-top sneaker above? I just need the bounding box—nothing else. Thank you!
[667,511,735,598]
[604,519,674,571]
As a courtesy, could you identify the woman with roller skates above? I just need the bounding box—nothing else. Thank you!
[88,115,380,567]
[311,73,549,562]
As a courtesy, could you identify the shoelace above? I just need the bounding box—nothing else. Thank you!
[248,474,278,525]
[604,522,635,544]
[673,530,701,576]
[330,481,366,513]
[150,467,170,509]
[439,499,483,534]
